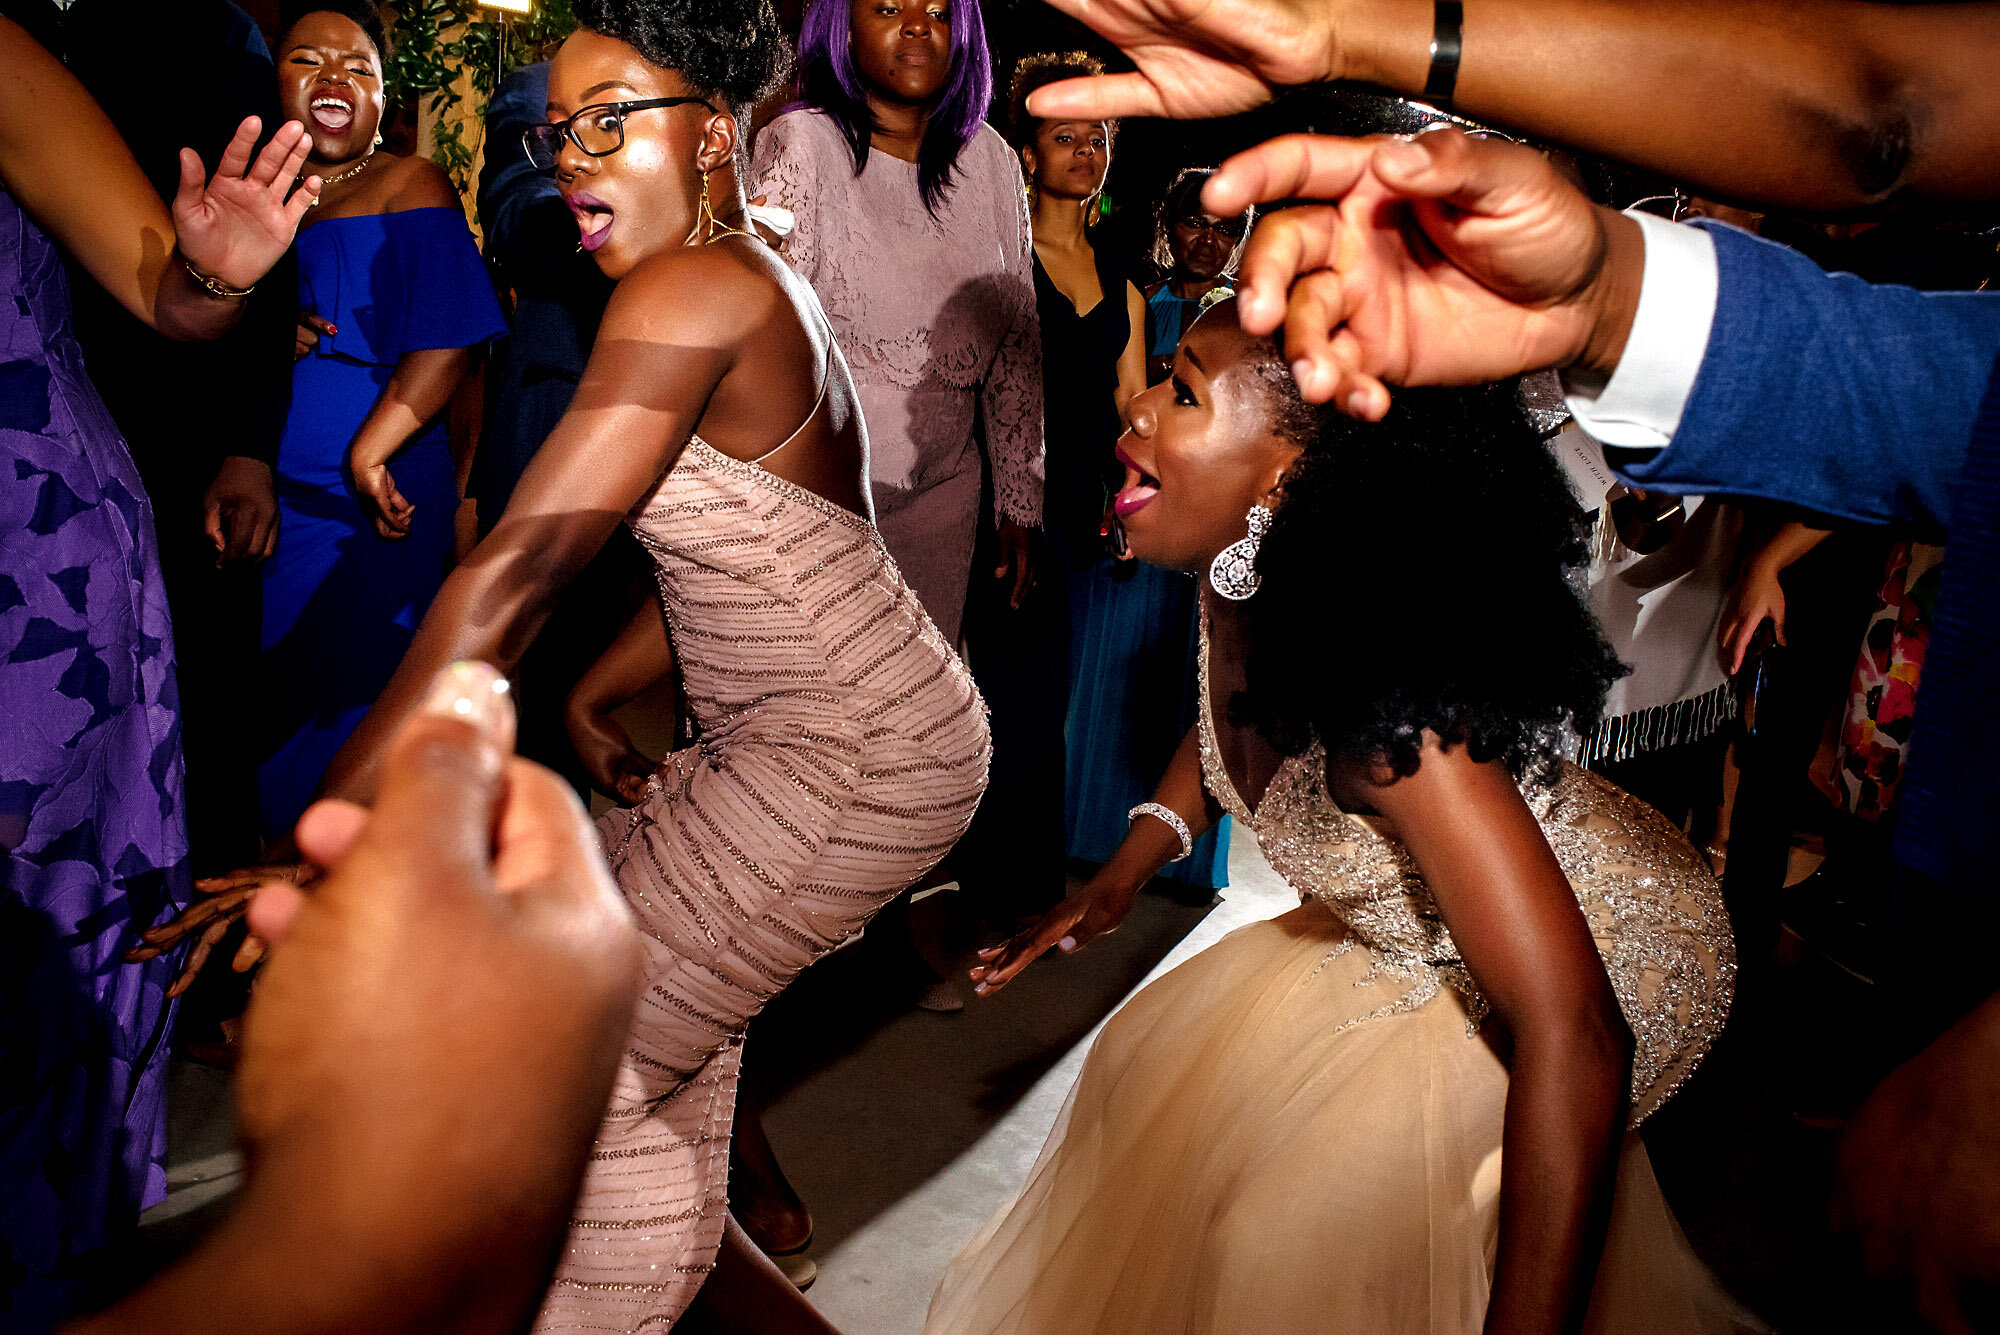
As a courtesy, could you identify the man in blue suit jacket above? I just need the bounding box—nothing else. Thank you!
[472,61,647,794]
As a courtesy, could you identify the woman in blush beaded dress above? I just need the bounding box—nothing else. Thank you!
[932,302,1757,1335]
[150,1,988,1329]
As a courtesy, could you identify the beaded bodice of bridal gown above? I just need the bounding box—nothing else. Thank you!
[534,432,990,1332]
[1195,607,1735,1118]
[923,610,1748,1335]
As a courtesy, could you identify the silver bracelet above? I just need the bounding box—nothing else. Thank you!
[1128,802,1193,863]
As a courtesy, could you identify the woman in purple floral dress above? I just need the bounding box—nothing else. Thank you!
[0,23,312,1325]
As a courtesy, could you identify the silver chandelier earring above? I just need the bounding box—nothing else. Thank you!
[1208,505,1272,601]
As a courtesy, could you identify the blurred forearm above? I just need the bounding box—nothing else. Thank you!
[1335,0,2000,212]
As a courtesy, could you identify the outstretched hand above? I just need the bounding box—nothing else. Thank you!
[1205,130,1646,416]
[969,883,1136,995]
[126,859,317,999]
[1024,0,1336,121]
[173,116,319,292]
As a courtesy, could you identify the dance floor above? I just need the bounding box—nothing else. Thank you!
[134,821,1922,1334]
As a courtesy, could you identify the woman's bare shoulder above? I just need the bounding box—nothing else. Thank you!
[373,153,463,214]
[605,241,791,347]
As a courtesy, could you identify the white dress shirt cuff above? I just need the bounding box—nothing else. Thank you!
[1560,212,1719,450]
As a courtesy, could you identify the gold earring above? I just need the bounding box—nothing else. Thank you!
[696,170,715,239]
[374,131,384,148]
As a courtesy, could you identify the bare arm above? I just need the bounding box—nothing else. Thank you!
[347,347,480,539]
[1718,519,1835,673]
[1332,0,2000,213]
[72,696,641,1335]
[972,725,1222,992]
[1358,739,1630,1335]
[1030,0,2000,213]
[565,603,678,806]
[1115,280,1149,422]
[0,20,313,339]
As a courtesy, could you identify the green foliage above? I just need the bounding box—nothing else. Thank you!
[380,0,579,192]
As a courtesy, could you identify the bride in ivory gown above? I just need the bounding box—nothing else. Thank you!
[930,301,1758,1335]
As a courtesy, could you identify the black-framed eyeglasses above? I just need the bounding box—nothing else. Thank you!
[523,97,718,172]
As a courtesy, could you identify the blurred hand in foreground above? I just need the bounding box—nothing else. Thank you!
[76,662,641,1335]
[1023,0,1337,121]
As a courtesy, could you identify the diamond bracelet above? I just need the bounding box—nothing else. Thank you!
[1128,802,1193,863]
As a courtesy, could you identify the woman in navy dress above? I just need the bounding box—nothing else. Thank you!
[1061,168,1249,890]
[257,2,504,838]
[0,21,313,1324]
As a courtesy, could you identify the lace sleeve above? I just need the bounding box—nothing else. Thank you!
[980,138,1046,530]
[747,111,822,285]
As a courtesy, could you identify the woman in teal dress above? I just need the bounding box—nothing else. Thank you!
[1064,169,1249,888]
[257,2,504,838]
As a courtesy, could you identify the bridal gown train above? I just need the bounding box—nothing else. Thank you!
[533,430,990,1332]
[927,609,1757,1335]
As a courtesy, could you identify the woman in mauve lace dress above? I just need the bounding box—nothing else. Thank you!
[748,0,1043,646]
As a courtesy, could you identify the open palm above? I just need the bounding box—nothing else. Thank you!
[172,116,318,292]
[1027,0,1334,120]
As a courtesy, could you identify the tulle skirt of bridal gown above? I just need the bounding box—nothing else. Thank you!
[926,902,1765,1335]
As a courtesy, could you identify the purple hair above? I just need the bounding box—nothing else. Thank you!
[794,0,993,218]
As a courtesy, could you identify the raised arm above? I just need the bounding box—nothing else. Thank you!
[1025,0,2000,213]
[0,19,314,340]
[1358,739,1630,1335]
[1206,129,2000,533]
[1328,0,2000,213]
[972,725,1222,993]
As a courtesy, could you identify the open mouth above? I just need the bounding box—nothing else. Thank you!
[565,192,615,252]
[1113,443,1159,518]
[308,91,355,134]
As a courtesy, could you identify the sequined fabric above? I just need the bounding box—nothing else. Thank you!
[1195,605,1733,1121]
[535,438,990,1332]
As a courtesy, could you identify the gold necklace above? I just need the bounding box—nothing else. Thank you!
[305,151,375,207]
